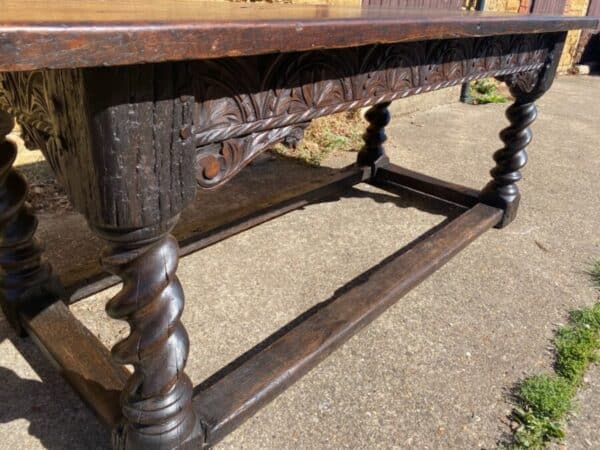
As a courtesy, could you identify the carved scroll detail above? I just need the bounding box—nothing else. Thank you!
[195,123,308,189]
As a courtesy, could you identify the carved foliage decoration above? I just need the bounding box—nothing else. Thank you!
[0,71,57,152]
[0,33,558,192]
[0,70,86,196]
[192,34,552,142]
[192,33,554,188]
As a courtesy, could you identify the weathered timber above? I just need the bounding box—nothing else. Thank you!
[0,8,593,449]
[21,301,129,427]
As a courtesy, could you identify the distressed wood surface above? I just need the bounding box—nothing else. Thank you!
[0,3,597,71]
[21,301,129,428]
[93,224,199,450]
[0,67,197,229]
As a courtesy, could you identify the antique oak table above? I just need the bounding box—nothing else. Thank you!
[0,2,596,449]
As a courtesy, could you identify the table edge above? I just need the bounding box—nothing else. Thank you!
[0,16,597,72]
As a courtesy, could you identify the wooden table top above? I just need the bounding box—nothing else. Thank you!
[1,1,597,71]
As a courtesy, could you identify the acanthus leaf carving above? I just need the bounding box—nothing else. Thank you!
[0,33,558,193]
[192,33,552,149]
[0,71,56,151]
[192,33,554,189]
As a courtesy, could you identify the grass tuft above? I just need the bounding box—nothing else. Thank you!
[473,79,497,95]
[469,79,509,104]
[502,260,600,449]
[516,375,573,420]
[554,324,599,383]
[569,302,600,330]
[474,93,509,105]
[508,408,564,450]
[588,260,600,289]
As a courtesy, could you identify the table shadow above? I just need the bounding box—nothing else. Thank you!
[0,321,109,450]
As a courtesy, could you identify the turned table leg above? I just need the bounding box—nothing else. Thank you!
[480,35,565,227]
[17,65,204,448]
[357,101,391,170]
[92,221,198,450]
[479,97,536,227]
[0,109,57,335]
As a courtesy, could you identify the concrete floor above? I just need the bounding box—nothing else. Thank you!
[0,76,599,450]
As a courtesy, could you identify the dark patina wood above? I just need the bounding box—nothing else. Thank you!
[21,301,129,427]
[0,5,597,450]
[96,226,199,450]
[0,109,59,336]
[374,163,481,208]
[0,32,569,200]
[357,102,392,169]
[481,34,566,227]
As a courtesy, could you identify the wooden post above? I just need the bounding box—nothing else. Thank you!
[480,32,567,227]
[92,222,199,450]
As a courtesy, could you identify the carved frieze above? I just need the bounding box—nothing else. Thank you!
[190,33,553,188]
[191,34,552,147]
[0,33,557,192]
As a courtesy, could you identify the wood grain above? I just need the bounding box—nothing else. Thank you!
[0,3,596,71]
[21,301,129,427]
[0,67,198,229]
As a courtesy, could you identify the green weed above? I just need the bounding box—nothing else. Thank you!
[470,79,509,104]
[502,261,600,449]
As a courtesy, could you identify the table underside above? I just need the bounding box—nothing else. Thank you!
[0,29,570,449]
